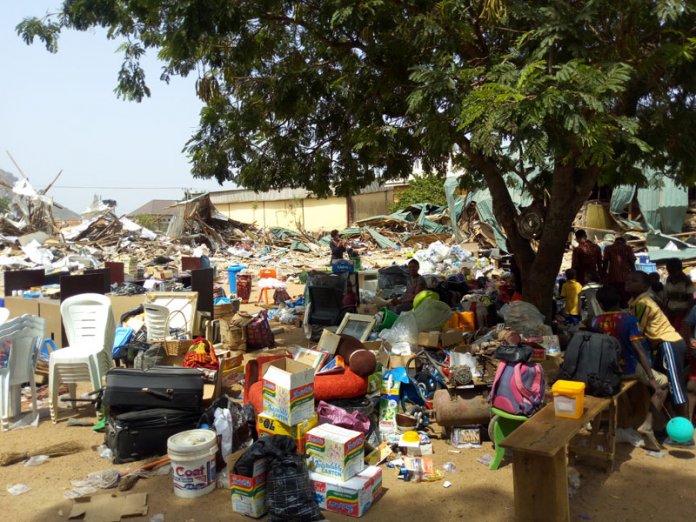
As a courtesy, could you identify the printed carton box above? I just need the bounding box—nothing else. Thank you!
[310,466,383,518]
[306,424,365,482]
[257,412,318,453]
[230,458,267,518]
[262,358,315,426]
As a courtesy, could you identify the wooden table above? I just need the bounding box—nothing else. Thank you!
[500,396,610,522]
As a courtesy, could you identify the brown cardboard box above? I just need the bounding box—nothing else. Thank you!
[418,331,440,348]
[377,343,415,369]
[440,328,463,347]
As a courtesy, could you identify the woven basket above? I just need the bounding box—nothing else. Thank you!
[161,310,195,356]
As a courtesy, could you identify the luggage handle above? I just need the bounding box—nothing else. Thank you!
[141,387,174,400]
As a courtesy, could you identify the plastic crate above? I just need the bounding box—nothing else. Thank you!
[635,262,657,273]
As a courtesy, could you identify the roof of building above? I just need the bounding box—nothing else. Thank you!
[209,180,408,205]
[128,199,179,217]
[51,202,81,222]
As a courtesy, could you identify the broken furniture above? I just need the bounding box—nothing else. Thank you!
[49,294,115,423]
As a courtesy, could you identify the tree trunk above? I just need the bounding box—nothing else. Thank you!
[517,163,600,319]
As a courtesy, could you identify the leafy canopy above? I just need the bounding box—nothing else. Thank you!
[17,1,696,200]
[389,174,447,213]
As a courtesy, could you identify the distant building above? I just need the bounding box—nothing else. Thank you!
[127,199,178,233]
[209,182,409,232]
[51,202,81,225]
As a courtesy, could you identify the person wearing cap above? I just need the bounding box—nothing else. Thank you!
[603,236,636,307]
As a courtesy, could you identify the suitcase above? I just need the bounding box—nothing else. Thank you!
[105,408,200,464]
[103,366,204,414]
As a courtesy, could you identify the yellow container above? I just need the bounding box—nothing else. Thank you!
[551,380,586,419]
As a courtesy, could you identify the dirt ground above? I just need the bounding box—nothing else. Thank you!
[1,286,694,521]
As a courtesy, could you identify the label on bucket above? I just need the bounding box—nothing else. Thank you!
[173,457,216,491]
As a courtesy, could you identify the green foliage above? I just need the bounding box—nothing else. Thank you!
[389,175,447,213]
[132,214,159,230]
[0,197,10,214]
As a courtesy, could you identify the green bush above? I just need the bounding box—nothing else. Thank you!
[389,174,446,213]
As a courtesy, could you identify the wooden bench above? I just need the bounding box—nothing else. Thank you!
[500,381,637,522]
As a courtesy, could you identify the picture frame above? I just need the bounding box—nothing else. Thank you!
[335,313,376,342]
[144,291,198,337]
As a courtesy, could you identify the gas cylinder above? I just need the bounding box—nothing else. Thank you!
[433,388,491,426]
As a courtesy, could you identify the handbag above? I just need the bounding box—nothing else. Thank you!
[494,344,533,364]
[246,310,275,350]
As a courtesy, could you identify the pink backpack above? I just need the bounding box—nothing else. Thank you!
[489,360,545,416]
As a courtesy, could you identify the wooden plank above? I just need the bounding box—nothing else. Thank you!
[512,449,569,522]
[501,396,610,457]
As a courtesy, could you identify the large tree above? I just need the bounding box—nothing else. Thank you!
[19,1,696,316]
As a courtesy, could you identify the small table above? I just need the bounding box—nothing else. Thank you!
[500,396,610,522]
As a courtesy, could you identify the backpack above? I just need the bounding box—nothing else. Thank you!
[246,310,276,351]
[489,361,545,416]
[558,331,622,397]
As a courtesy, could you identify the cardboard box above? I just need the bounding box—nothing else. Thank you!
[306,424,366,481]
[418,331,440,348]
[317,329,341,355]
[230,458,267,518]
[262,358,315,426]
[257,412,318,453]
[310,466,383,518]
[440,328,463,347]
[357,304,378,315]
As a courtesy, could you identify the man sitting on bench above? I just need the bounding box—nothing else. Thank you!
[592,286,668,450]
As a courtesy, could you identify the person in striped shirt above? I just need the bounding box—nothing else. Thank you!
[627,271,689,425]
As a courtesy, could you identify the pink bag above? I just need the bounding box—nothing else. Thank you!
[489,361,545,416]
[316,401,371,434]
[246,310,275,350]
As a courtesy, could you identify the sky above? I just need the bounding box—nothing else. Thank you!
[0,1,233,215]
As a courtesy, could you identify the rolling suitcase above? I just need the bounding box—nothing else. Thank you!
[103,366,204,414]
[105,408,200,464]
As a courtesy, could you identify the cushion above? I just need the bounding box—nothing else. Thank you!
[248,367,368,415]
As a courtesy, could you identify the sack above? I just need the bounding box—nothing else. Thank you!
[489,361,545,416]
[316,400,371,434]
[246,310,275,351]
[558,331,622,397]
[233,436,322,522]
[266,438,323,522]
[273,288,291,304]
[494,344,533,364]
[105,408,199,464]
[133,343,165,370]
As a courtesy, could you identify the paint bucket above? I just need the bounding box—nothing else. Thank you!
[167,429,218,498]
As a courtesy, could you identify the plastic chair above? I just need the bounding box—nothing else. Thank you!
[257,269,278,305]
[0,307,10,325]
[49,294,115,423]
[488,407,529,470]
[143,303,169,343]
[0,322,45,430]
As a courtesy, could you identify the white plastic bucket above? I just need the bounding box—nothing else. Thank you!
[167,429,218,498]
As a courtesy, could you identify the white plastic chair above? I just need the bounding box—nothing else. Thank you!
[143,303,169,343]
[49,294,115,423]
[0,307,10,325]
[0,322,45,430]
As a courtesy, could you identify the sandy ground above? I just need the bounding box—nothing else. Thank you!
[1,285,695,521]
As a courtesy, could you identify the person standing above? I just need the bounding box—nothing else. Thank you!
[560,268,583,325]
[627,271,690,422]
[664,258,695,341]
[329,229,347,265]
[571,229,602,286]
[602,236,636,307]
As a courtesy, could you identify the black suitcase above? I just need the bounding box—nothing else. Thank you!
[105,408,200,464]
[103,366,204,414]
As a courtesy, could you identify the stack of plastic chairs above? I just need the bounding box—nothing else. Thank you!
[49,294,115,423]
[0,315,45,430]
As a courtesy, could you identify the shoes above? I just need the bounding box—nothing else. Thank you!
[663,437,695,448]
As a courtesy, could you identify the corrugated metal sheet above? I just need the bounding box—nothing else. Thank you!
[636,169,688,234]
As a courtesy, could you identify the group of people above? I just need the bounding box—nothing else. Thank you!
[562,230,695,446]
